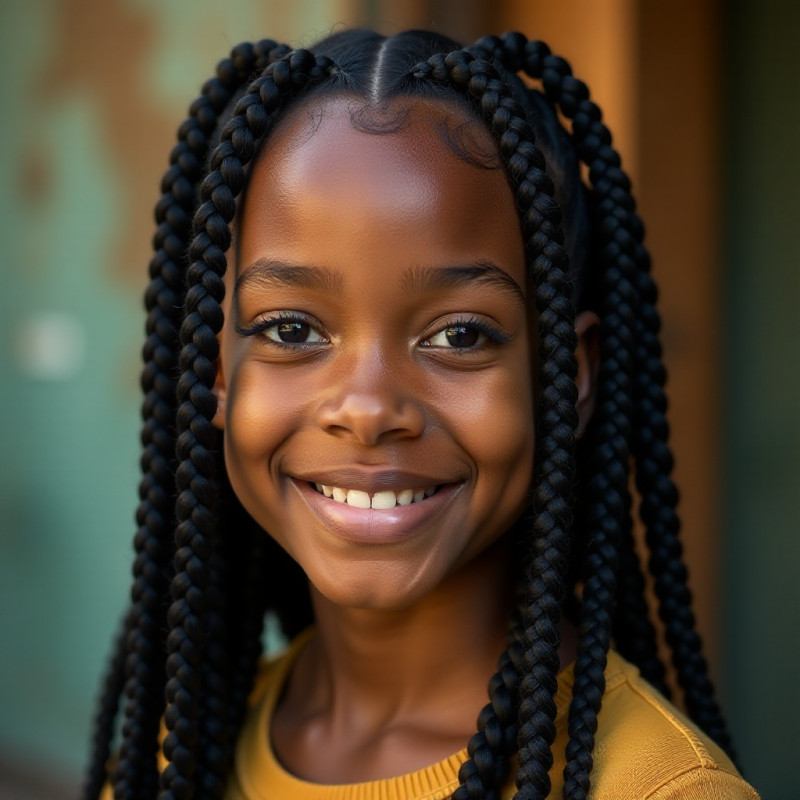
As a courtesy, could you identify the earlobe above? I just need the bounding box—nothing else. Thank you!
[574,310,600,439]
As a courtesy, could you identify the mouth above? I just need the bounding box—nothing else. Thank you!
[309,482,441,509]
[291,476,463,544]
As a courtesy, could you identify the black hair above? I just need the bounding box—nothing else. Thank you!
[83,28,734,800]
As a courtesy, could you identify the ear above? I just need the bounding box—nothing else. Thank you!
[574,310,600,439]
[211,351,226,430]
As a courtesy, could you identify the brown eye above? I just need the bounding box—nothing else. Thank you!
[262,318,325,345]
[276,322,310,343]
[445,325,479,348]
[426,324,487,349]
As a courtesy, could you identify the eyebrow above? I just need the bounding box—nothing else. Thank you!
[235,259,343,297]
[402,261,526,307]
[235,257,526,306]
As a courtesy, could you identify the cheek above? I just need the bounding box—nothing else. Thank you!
[481,375,534,489]
[221,364,304,521]
[434,363,536,512]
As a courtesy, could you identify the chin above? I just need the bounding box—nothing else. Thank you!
[309,560,446,613]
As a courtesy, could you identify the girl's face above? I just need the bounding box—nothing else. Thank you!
[214,97,535,610]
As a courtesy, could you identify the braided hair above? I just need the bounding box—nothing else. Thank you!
[83,28,734,800]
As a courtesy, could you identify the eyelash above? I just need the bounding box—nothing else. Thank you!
[235,313,511,351]
[235,312,328,349]
[420,316,511,351]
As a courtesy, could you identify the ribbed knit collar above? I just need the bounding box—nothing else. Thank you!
[233,629,585,800]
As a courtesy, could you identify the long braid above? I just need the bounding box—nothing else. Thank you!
[478,28,736,781]
[630,269,735,755]
[203,477,271,791]
[535,42,735,757]
[468,35,632,798]
[611,514,670,697]
[159,49,339,800]
[538,48,636,800]
[451,644,520,800]
[223,505,271,733]
[82,40,291,800]
[415,49,579,800]
[536,41,696,794]
[560,294,632,800]
[109,44,260,800]
[559,219,638,798]
[188,42,294,800]
[82,610,131,800]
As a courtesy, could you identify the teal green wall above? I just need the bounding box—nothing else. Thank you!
[0,0,135,777]
[722,1,800,797]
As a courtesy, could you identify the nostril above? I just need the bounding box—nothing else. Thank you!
[315,391,425,445]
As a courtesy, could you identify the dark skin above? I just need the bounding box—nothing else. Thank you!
[213,97,598,784]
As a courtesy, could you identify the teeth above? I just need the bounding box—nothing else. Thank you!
[371,490,397,510]
[313,483,439,508]
[346,489,371,509]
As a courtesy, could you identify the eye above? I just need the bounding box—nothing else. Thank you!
[264,320,324,344]
[421,316,510,351]
[426,324,487,349]
[235,313,328,347]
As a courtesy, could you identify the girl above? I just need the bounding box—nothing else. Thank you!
[85,28,759,800]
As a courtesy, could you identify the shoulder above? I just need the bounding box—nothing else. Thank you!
[226,630,315,798]
[584,652,759,800]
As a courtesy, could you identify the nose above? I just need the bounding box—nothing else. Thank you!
[314,353,426,445]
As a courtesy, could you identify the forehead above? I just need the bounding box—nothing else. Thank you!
[236,95,524,279]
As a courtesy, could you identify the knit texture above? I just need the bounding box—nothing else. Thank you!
[225,633,758,800]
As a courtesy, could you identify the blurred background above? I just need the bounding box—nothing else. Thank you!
[0,0,796,797]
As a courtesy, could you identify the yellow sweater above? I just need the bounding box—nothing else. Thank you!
[102,633,759,799]
[225,633,758,800]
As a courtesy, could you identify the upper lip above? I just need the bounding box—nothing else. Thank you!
[289,468,460,493]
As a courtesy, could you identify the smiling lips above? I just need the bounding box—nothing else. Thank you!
[312,483,439,509]
[293,474,461,544]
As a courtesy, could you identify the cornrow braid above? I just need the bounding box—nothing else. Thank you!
[159,49,339,800]
[414,48,579,800]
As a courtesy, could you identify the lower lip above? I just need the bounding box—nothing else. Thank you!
[291,479,463,544]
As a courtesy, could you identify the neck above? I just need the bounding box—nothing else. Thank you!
[271,536,578,783]
[290,536,515,731]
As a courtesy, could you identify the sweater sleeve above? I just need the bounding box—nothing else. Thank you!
[647,765,761,800]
